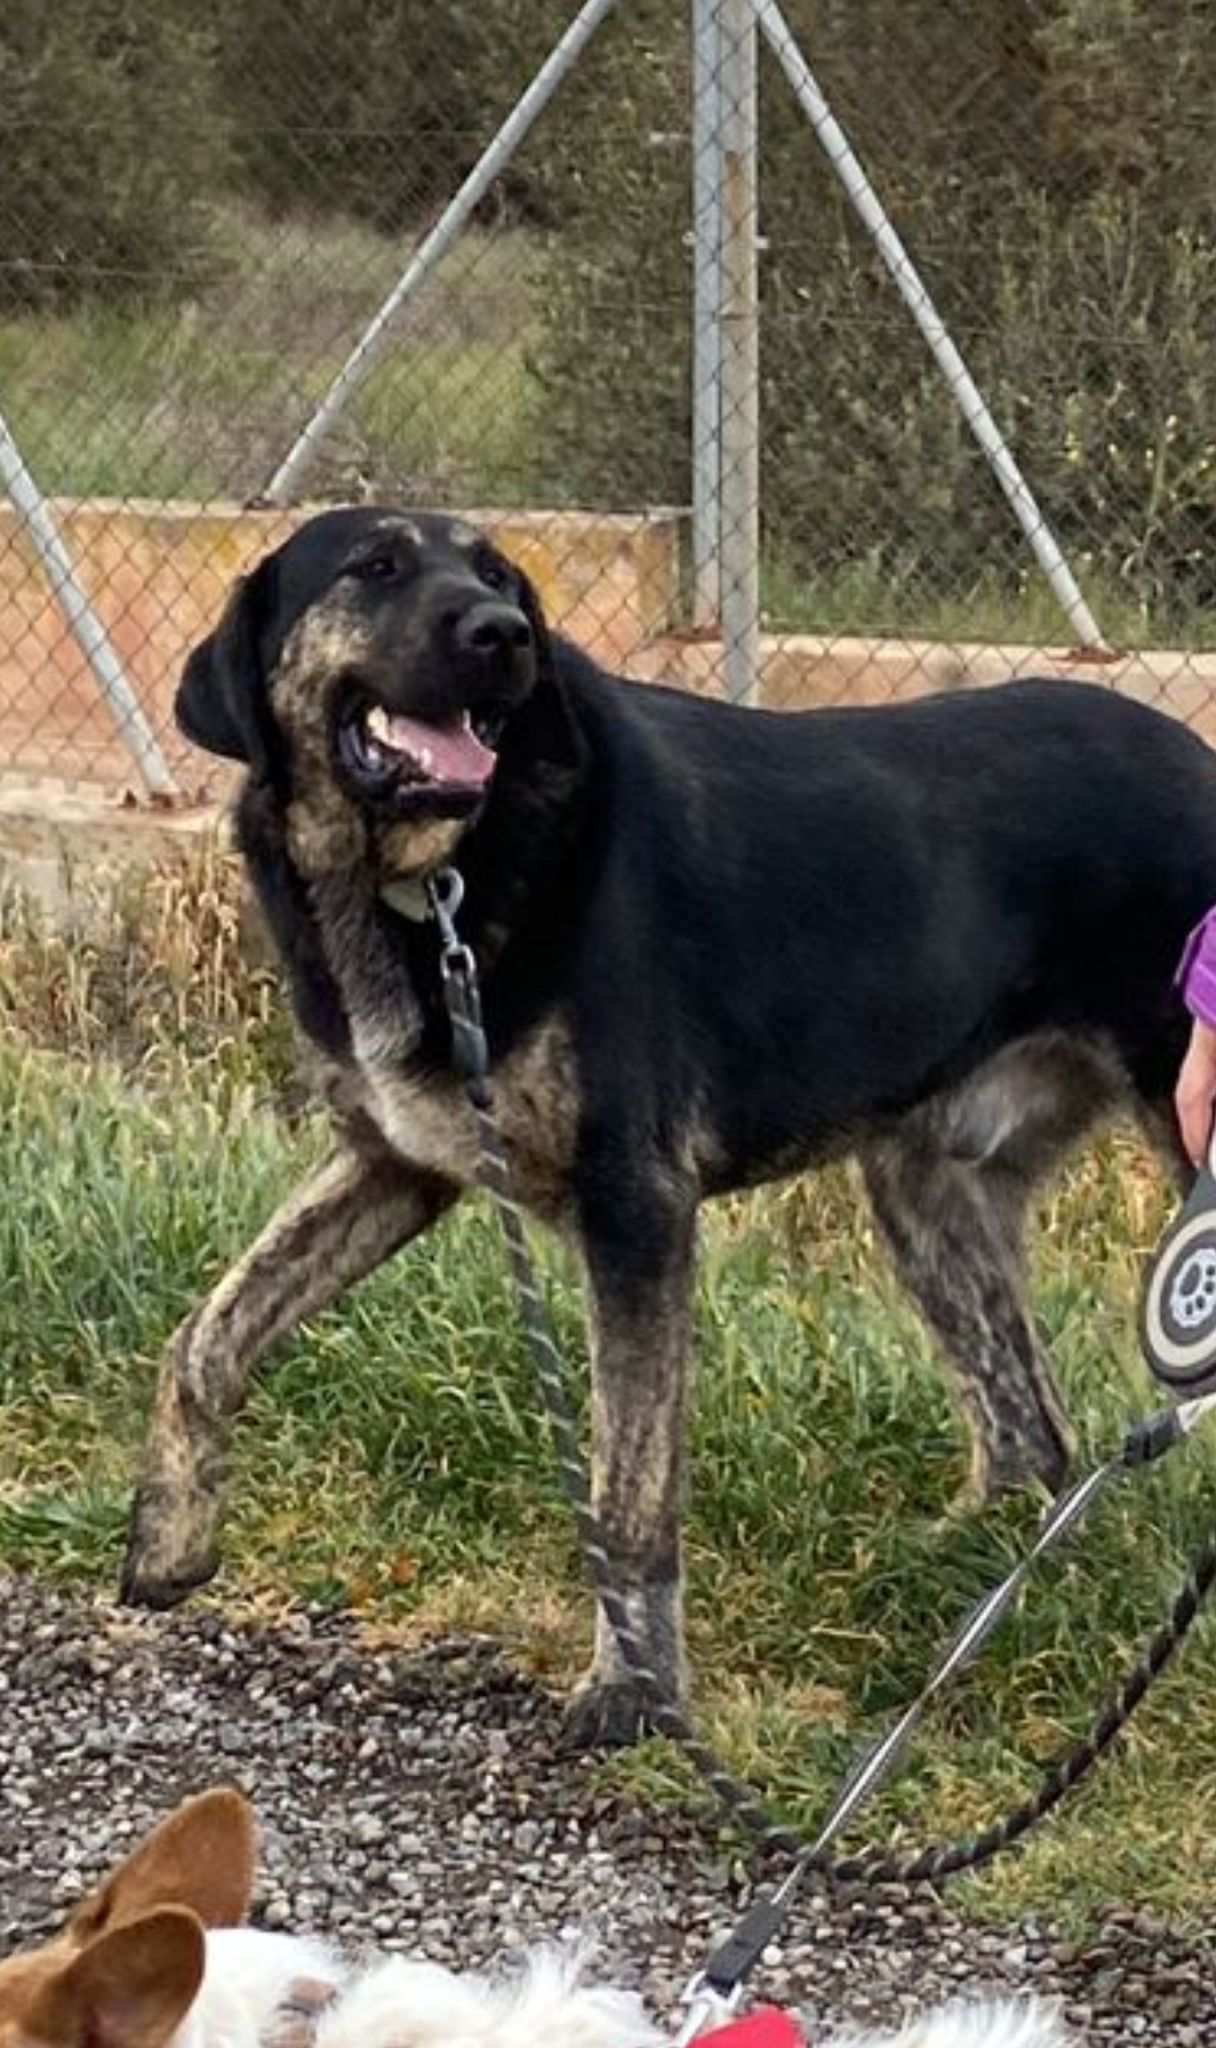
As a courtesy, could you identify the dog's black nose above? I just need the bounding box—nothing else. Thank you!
[452,600,532,658]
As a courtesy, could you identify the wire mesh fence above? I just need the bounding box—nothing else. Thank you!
[2,0,1216,799]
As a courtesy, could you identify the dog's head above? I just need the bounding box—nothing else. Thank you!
[177,508,553,875]
[0,1788,255,2048]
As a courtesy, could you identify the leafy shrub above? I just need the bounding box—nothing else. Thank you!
[527,0,1216,630]
[215,0,572,230]
[0,0,224,311]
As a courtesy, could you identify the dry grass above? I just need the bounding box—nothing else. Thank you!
[0,844,293,1096]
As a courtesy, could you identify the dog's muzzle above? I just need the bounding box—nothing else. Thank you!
[334,593,535,816]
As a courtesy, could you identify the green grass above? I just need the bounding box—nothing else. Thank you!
[760,548,1214,653]
[0,203,554,506]
[3,1009,1216,1928]
[2,196,1208,651]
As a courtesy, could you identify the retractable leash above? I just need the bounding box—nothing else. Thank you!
[1141,1131,1216,1397]
[671,1391,1216,2046]
[425,867,1216,2044]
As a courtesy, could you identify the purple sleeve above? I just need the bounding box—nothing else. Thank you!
[1177,906,1216,1029]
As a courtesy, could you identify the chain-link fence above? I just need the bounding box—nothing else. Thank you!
[2,0,1216,800]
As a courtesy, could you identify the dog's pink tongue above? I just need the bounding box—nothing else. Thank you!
[385,714,496,786]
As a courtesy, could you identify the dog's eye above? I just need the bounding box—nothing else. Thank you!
[349,551,398,583]
[478,553,513,594]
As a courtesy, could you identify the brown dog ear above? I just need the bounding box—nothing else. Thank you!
[26,1909,206,2048]
[176,556,279,773]
[70,1788,258,1939]
[512,558,555,680]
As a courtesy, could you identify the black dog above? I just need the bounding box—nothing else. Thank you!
[121,506,1216,1745]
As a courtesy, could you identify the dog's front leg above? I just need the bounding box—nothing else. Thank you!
[561,1189,697,1750]
[121,1144,454,1608]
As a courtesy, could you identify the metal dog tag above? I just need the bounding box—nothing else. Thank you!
[1141,1134,1216,1396]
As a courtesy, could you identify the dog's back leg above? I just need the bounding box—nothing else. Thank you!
[858,1033,1131,1506]
[862,1135,1074,1505]
[121,1137,456,1608]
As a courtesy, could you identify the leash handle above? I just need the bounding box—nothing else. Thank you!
[1141,1129,1216,1397]
[696,1901,789,2002]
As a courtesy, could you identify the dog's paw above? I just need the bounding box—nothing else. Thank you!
[118,1558,218,1611]
[924,1457,1067,1544]
[118,1497,220,1610]
[558,1678,665,1753]
[974,1457,1071,1515]
[940,1430,1073,1528]
[118,1549,219,1610]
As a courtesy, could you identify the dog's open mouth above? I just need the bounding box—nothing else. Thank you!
[338,703,500,810]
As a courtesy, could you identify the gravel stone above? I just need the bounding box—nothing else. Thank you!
[0,1572,1214,2041]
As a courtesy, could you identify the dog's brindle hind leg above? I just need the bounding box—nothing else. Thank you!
[121,1143,455,1607]
[862,1138,1074,1506]
[858,1034,1134,1507]
[561,1181,697,1750]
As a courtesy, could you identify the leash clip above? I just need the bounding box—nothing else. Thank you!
[427,865,467,961]
[673,1972,742,2045]
[673,1982,806,2048]
[427,866,490,1090]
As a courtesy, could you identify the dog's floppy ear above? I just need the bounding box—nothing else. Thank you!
[70,1787,258,1938]
[176,555,278,772]
[26,1909,205,2048]
[514,557,555,678]
[501,555,588,782]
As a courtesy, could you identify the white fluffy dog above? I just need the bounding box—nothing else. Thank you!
[0,1790,1071,2048]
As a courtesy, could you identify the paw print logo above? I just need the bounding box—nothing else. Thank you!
[1170,1245,1216,1330]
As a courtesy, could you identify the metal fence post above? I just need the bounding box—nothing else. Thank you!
[691,0,723,629]
[718,0,761,703]
[265,0,622,507]
[0,412,175,797]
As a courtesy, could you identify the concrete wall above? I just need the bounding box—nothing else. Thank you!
[0,499,682,795]
[3,494,1215,926]
[633,630,1216,741]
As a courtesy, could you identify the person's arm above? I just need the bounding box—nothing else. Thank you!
[1175,907,1216,1165]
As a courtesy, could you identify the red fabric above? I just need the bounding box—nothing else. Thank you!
[700,2009,805,2048]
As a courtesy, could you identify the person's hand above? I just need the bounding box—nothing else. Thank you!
[1175,1017,1216,1167]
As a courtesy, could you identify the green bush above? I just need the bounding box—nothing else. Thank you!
[524,0,693,513]
[7,0,1215,630]
[215,0,573,230]
[527,0,1216,631]
[0,0,225,312]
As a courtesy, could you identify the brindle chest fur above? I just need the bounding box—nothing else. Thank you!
[347,1015,579,1223]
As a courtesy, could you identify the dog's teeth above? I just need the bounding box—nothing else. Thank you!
[419,745,434,774]
[365,705,392,745]
[365,739,387,770]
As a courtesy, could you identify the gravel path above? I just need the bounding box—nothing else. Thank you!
[1,1573,1213,2042]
